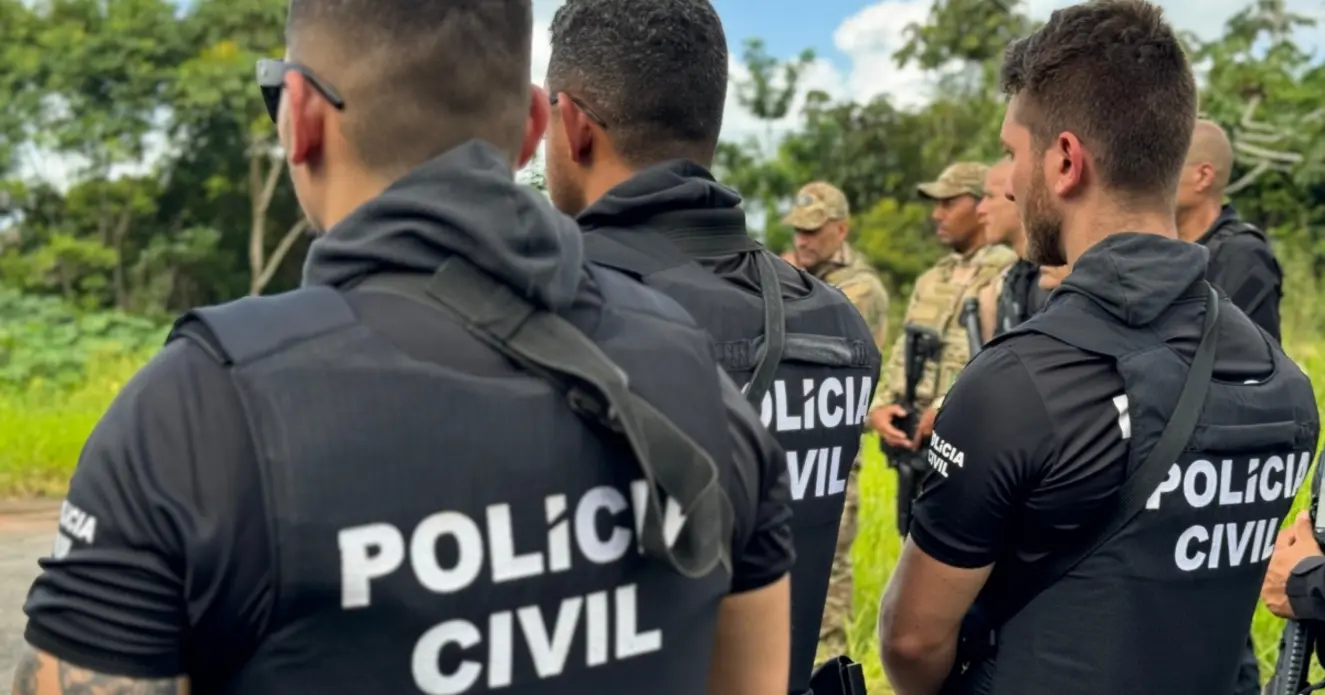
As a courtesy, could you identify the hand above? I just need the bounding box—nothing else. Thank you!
[911,408,937,450]
[1262,511,1324,619]
[871,404,914,450]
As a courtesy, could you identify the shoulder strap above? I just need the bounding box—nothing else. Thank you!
[360,258,735,581]
[583,226,788,409]
[992,282,1222,628]
[741,250,786,406]
[166,286,358,365]
[583,230,690,279]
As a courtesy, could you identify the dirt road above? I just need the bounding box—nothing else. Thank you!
[0,502,59,685]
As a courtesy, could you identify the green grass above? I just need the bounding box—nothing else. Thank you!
[0,351,150,498]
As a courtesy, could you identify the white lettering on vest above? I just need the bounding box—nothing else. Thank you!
[757,376,875,500]
[340,482,677,691]
[1147,452,1310,511]
[1147,451,1307,574]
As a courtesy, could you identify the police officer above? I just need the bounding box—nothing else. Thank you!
[979,159,1054,336]
[779,181,889,669]
[1177,118,1284,341]
[13,2,796,693]
[867,162,1016,455]
[877,3,1319,694]
[544,4,880,694]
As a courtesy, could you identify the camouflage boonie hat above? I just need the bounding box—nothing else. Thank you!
[782,182,850,230]
[917,162,989,200]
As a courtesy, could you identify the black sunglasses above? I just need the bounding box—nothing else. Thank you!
[255,58,346,122]
[549,92,608,130]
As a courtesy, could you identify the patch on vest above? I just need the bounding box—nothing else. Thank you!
[337,482,692,692]
[1146,451,1312,572]
[757,375,874,501]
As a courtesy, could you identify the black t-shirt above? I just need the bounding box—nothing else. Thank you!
[911,334,1128,571]
[22,291,794,682]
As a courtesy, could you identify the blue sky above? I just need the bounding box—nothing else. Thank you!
[532,0,1325,144]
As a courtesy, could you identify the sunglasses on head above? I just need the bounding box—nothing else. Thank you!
[255,58,346,122]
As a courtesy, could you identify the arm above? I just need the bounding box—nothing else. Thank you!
[977,280,1000,344]
[878,347,1053,695]
[871,278,927,419]
[12,647,188,695]
[15,340,263,691]
[709,372,794,695]
[707,576,792,695]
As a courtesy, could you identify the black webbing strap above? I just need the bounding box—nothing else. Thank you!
[744,250,787,406]
[662,228,788,407]
[359,258,734,580]
[990,282,1222,631]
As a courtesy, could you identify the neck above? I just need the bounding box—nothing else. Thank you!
[1177,199,1222,242]
[1012,231,1028,259]
[580,158,640,212]
[319,168,395,231]
[1062,201,1178,266]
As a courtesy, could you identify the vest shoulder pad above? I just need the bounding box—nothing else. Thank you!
[586,263,700,329]
[167,286,358,366]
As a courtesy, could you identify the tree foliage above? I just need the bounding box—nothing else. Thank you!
[718,0,1325,296]
[0,0,1322,383]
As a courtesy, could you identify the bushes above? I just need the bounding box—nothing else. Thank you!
[0,351,152,497]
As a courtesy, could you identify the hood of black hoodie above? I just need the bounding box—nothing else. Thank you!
[1058,232,1210,327]
[302,140,584,311]
[576,159,744,229]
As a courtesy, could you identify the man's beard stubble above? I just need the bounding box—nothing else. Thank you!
[1023,167,1068,267]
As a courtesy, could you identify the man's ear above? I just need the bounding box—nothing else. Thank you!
[1051,131,1085,198]
[557,92,596,166]
[1195,162,1216,195]
[284,72,326,167]
[519,84,550,169]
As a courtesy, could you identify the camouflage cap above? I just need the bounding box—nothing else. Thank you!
[917,162,989,200]
[782,182,850,230]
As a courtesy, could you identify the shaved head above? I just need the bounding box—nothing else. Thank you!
[286,0,533,176]
[1186,119,1234,196]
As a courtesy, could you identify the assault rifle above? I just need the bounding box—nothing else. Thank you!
[959,297,983,358]
[1266,459,1325,695]
[881,324,943,537]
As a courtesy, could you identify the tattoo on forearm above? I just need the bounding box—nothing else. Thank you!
[12,648,40,695]
[11,648,182,695]
[56,661,181,695]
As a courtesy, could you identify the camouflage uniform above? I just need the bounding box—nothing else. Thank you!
[784,182,890,662]
[872,163,1016,416]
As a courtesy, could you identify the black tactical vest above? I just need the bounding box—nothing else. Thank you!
[993,259,1049,336]
[582,213,881,694]
[167,261,747,695]
[978,282,1317,695]
[1202,216,1283,335]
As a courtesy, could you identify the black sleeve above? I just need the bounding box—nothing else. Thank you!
[1287,556,1325,622]
[718,369,795,593]
[909,347,1056,569]
[1209,235,1282,341]
[22,339,270,678]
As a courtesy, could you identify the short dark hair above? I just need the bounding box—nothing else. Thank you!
[546,0,728,168]
[1000,0,1197,201]
[286,0,532,176]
